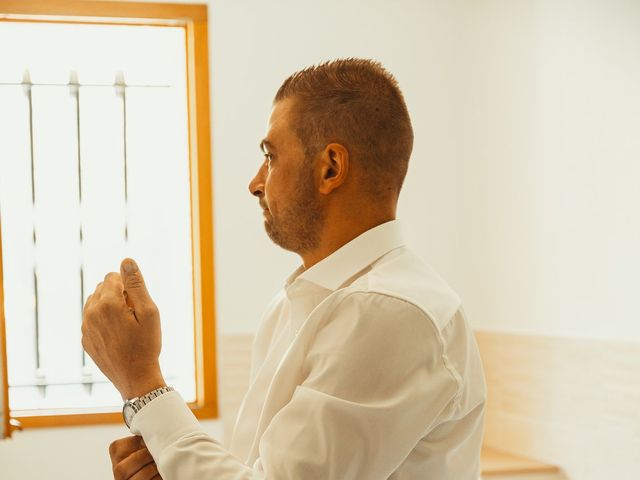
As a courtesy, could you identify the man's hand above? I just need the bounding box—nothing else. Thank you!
[110,435,162,480]
[81,258,165,399]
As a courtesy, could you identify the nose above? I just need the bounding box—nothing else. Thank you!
[249,163,266,198]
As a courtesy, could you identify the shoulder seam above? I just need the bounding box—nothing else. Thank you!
[328,290,464,404]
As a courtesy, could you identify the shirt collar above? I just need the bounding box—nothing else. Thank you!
[285,220,405,292]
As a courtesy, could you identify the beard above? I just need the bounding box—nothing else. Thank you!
[263,167,325,254]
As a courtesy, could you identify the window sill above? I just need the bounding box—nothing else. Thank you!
[10,401,217,429]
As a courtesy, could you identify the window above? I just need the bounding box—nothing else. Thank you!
[0,1,216,436]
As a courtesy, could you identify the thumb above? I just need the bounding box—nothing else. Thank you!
[120,258,151,309]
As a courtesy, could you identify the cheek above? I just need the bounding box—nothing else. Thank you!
[264,173,280,207]
[264,165,295,212]
[262,183,275,214]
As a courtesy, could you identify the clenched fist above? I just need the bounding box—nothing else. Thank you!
[81,258,166,400]
[110,435,162,480]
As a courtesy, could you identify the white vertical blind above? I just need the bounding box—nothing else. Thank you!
[126,84,195,400]
[79,86,128,401]
[0,22,194,410]
[32,86,83,391]
[0,86,38,407]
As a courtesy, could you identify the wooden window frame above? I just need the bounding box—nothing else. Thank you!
[0,0,217,434]
[0,227,9,437]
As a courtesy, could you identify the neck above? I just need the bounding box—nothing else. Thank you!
[300,212,396,270]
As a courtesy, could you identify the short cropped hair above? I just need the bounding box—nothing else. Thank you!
[274,58,414,198]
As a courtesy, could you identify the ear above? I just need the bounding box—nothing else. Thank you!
[318,143,349,195]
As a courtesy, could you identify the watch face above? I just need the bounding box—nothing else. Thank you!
[123,403,136,428]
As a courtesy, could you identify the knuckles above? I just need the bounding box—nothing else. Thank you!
[109,438,155,480]
[86,297,118,319]
[81,296,122,335]
[109,436,140,463]
[112,461,127,480]
[83,304,95,320]
[108,439,120,459]
[104,271,119,281]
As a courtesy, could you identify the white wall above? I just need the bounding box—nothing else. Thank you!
[213,0,640,343]
[0,420,223,479]
[450,0,640,341]
[210,0,465,334]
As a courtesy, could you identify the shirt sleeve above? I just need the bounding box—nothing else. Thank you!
[131,291,460,479]
[129,391,254,478]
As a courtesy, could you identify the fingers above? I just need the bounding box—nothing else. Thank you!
[110,436,145,466]
[104,271,123,284]
[83,293,93,317]
[102,271,124,297]
[83,274,129,329]
[83,259,154,317]
[128,461,161,480]
[83,272,120,311]
[112,446,156,480]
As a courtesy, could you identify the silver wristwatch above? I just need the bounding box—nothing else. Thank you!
[122,386,175,428]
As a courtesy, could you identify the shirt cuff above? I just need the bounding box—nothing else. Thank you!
[129,390,203,454]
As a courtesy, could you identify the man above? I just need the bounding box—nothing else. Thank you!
[82,58,486,479]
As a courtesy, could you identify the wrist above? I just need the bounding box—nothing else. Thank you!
[122,385,174,428]
[121,374,166,400]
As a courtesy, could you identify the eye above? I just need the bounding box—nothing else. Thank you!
[264,152,274,164]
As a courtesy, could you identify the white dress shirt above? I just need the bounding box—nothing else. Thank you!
[130,220,486,479]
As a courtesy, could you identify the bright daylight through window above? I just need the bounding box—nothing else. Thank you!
[0,22,196,413]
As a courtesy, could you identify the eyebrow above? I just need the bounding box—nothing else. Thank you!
[259,139,276,153]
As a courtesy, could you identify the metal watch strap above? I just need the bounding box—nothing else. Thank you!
[129,386,175,414]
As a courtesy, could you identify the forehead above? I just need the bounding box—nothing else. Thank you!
[265,98,297,142]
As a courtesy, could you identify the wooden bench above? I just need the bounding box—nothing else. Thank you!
[481,447,567,479]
